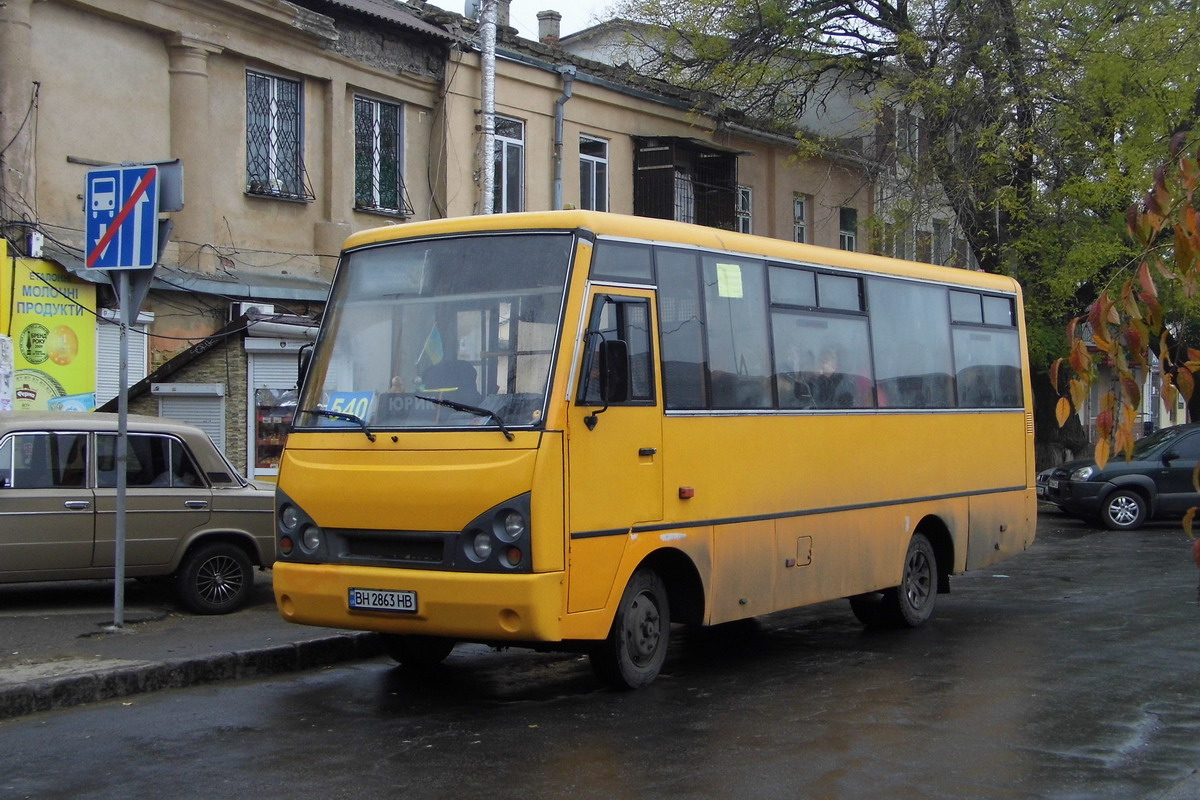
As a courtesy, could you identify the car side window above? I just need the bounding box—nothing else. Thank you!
[1169,433,1200,461]
[6,433,87,489]
[98,434,205,488]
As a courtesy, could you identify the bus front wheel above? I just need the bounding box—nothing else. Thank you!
[381,634,456,669]
[591,568,670,689]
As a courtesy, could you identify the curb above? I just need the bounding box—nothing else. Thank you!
[0,632,385,721]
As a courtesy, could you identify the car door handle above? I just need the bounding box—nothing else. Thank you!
[63,501,91,510]
[638,447,658,457]
[184,500,209,509]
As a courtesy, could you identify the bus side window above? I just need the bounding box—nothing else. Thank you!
[578,296,654,406]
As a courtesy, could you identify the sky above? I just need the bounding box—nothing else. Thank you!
[426,0,620,38]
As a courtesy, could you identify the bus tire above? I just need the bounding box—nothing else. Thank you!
[881,532,938,627]
[175,541,254,615]
[590,568,670,689]
[381,634,456,669]
[848,591,887,627]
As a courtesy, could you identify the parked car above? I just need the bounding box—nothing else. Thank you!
[1038,423,1200,530]
[0,412,275,613]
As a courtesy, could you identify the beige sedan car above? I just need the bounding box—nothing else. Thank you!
[0,412,275,614]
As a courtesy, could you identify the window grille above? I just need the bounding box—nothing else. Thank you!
[354,96,412,216]
[245,71,313,201]
[633,137,737,230]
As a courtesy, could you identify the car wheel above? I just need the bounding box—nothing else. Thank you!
[591,567,670,689]
[1101,489,1147,531]
[175,542,254,615]
[381,635,456,669]
[880,532,938,628]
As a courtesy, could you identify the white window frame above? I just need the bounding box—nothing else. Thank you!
[839,207,858,251]
[493,116,525,213]
[580,135,609,212]
[793,195,808,243]
[736,186,753,234]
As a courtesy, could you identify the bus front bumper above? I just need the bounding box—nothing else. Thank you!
[273,561,567,643]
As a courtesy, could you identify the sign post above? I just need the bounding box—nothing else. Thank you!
[84,163,176,630]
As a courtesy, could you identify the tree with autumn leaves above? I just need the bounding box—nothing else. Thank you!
[1053,133,1200,525]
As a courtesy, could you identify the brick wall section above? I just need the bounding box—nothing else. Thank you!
[129,333,251,475]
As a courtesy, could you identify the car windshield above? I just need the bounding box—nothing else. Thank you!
[1130,426,1188,459]
[295,232,574,434]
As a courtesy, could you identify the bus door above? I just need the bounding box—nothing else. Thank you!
[567,290,663,612]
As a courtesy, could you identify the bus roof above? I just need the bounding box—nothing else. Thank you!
[340,210,1020,294]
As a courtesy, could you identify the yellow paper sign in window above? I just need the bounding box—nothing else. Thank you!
[716,262,743,298]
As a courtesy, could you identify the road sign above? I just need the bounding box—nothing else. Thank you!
[85,165,160,270]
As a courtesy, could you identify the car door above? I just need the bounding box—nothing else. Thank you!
[1152,431,1200,516]
[0,431,96,576]
[92,433,212,570]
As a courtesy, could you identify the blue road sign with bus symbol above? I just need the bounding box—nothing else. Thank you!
[85,165,159,270]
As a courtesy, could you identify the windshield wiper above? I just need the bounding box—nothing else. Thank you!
[301,408,376,442]
[416,395,515,441]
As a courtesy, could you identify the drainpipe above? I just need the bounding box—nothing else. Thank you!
[552,65,576,210]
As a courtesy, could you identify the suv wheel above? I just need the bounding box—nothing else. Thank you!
[1101,490,1147,531]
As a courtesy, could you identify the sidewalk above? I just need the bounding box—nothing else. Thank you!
[0,570,385,720]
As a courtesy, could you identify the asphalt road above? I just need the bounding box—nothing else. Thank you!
[2,510,1199,800]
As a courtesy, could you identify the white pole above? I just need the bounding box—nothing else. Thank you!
[480,0,496,214]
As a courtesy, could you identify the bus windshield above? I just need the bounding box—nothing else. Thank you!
[295,232,575,434]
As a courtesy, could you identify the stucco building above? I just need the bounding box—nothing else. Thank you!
[1,0,881,476]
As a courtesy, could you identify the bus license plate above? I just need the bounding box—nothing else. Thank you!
[348,588,417,613]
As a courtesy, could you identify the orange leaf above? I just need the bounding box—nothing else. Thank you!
[1185,509,1197,541]
[1177,367,1196,401]
[1050,358,1062,391]
[1094,436,1111,469]
[1056,396,1071,428]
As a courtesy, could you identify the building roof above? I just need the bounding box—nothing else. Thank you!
[318,0,458,41]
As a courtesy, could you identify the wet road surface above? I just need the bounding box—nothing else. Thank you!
[2,511,1198,799]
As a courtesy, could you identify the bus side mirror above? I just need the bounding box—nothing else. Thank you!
[599,339,630,404]
[584,338,630,431]
[297,343,313,388]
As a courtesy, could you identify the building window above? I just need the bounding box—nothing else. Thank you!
[932,219,950,266]
[736,186,752,233]
[354,96,412,216]
[493,116,525,213]
[580,135,609,211]
[245,71,311,200]
[793,195,808,243]
[839,207,858,251]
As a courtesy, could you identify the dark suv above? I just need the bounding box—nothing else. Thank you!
[1038,423,1200,530]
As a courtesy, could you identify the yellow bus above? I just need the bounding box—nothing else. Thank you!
[272,210,1036,688]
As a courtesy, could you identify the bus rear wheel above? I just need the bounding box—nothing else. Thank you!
[381,634,456,669]
[849,532,938,628]
[591,568,670,689]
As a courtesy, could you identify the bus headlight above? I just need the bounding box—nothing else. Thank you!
[301,525,322,553]
[499,510,526,542]
[471,530,493,561]
[279,503,302,531]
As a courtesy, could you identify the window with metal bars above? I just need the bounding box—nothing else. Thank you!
[245,71,313,201]
[354,96,412,216]
[633,137,737,230]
